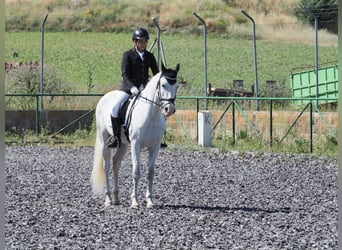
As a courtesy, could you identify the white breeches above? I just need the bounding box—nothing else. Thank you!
[111,91,130,118]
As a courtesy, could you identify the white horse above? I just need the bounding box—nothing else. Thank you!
[91,63,180,208]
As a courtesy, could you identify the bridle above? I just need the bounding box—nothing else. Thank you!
[138,74,178,108]
[126,73,178,132]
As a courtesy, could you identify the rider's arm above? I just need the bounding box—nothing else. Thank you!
[121,51,135,92]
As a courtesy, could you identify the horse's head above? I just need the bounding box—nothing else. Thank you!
[158,63,180,117]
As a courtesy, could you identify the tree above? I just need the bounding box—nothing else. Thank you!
[294,0,338,34]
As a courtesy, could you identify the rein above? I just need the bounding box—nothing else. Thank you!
[138,95,175,107]
[125,75,176,134]
[138,75,177,108]
[138,94,163,107]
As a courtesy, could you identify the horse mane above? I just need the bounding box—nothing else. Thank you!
[143,72,162,93]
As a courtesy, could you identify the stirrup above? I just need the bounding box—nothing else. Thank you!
[106,136,119,148]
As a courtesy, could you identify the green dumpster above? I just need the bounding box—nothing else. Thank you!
[290,64,338,104]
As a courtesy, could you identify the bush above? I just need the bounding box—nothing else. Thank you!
[5,65,71,110]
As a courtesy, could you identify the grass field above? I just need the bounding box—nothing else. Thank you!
[5,31,338,97]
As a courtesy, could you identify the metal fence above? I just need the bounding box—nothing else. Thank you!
[5,93,338,153]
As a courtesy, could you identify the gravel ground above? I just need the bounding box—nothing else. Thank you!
[5,145,338,249]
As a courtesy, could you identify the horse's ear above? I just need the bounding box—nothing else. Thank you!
[175,63,180,73]
[161,62,166,72]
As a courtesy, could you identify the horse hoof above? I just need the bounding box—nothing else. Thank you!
[104,201,112,208]
[146,203,154,209]
[131,202,139,209]
[104,196,112,207]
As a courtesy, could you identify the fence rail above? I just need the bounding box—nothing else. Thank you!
[5,93,338,153]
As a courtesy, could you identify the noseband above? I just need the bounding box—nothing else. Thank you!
[158,75,177,104]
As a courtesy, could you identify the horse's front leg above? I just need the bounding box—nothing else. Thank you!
[131,143,141,209]
[146,147,160,208]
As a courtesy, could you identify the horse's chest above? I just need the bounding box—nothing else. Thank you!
[130,117,165,140]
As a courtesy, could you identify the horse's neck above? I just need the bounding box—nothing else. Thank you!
[132,76,160,121]
[140,74,160,102]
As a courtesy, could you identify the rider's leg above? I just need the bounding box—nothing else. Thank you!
[106,91,130,148]
[107,116,121,147]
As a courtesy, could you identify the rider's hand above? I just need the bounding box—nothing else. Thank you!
[130,86,140,95]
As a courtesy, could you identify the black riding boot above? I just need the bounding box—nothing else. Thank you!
[106,116,121,148]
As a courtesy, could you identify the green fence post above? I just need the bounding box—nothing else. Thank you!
[310,101,313,153]
[270,99,273,148]
[196,98,199,140]
[232,101,235,145]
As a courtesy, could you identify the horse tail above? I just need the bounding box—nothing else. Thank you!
[91,134,106,196]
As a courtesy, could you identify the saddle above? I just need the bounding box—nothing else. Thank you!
[117,97,135,142]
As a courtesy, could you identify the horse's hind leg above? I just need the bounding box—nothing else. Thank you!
[111,157,120,205]
[112,144,128,205]
[103,147,112,207]
[131,143,141,209]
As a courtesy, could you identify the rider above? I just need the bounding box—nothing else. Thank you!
[106,27,159,148]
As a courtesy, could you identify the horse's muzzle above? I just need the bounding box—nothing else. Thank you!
[163,103,176,117]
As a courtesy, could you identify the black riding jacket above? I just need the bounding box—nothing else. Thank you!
[120,47,159,94]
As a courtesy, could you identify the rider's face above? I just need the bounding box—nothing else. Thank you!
[134,39,148,52]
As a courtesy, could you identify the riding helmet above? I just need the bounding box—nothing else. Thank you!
[132,28,149,41]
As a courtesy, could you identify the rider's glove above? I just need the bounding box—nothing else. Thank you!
[139,84,145,91]
[130,86,140,96]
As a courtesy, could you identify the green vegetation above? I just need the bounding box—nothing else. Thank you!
[5,32,338,101]
[5,125,337,157]
[5,0,338,108]
[5,0,298,34]
[294,0,338,33]
[5,65,71,110]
